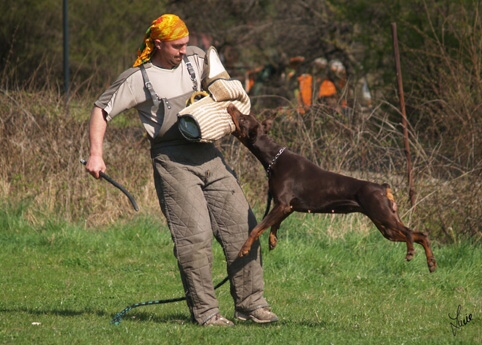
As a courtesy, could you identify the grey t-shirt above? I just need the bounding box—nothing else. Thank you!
[95,46,206,141]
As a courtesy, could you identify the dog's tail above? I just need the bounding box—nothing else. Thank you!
[263,191,272,219]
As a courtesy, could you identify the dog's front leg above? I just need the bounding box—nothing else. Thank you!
[239,204,291,257]
[239,224,265,257]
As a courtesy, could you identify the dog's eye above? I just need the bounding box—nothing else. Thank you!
[247,124,259,141]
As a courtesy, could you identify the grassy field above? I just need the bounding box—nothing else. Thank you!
[0,203,480,345]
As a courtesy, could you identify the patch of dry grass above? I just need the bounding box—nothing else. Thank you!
[0,88,480,242]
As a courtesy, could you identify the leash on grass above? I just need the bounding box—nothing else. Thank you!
[80,159,139,212]
[110,276,229,325]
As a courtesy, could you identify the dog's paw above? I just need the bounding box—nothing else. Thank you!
[268,235,278,251]
[428,257,437,273]
[238,247,250,257]
[405,251,415,261]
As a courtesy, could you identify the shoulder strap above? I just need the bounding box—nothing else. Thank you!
[140,56,199,113]
[183,55,198,91]
[139,63,162,113]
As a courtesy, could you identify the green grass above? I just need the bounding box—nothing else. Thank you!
[0,203,480,345]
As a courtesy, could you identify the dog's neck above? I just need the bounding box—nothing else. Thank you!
[244,133,286,173]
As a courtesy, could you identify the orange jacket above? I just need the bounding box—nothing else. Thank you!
[297,74,313,108]
[318,79,337,98]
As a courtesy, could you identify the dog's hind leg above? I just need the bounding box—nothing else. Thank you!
[410,229,437,273]
[373,221,415,260]
[378,185,436,272]
[372,219,437,273]
[360,184,421,265]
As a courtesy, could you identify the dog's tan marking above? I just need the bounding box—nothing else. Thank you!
[386,187,398,213]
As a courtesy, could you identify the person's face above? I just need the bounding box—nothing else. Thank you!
[154,36,189,69]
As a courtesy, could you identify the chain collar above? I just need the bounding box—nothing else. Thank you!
[266,147,286,177]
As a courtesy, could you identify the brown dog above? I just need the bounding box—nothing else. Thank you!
[227,104,436,273]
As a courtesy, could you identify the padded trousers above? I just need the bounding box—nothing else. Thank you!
[151,142,268,324]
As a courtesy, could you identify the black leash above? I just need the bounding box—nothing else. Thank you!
[110,276,229,325]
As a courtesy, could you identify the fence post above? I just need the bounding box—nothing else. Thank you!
[63,0,70,114]
[391,22,416,209]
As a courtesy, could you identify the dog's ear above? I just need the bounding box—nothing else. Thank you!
[261,119,273,134]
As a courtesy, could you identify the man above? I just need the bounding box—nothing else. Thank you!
[85,14,278,326]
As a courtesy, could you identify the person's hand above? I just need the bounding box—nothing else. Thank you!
[85,155,106,179]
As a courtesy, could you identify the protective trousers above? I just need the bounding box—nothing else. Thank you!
[151,142,268,324]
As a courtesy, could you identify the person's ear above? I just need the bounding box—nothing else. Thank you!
[154,39,162,50]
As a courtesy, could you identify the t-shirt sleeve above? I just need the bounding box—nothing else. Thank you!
[94,67,141,121]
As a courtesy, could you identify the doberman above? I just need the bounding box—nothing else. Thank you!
[227,104,436,273]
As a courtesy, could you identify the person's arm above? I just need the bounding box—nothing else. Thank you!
[86,106,108,179]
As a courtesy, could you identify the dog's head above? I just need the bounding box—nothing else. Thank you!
[227,104,263,145]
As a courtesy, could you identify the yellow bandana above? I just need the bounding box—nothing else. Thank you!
[133,14,189,67]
